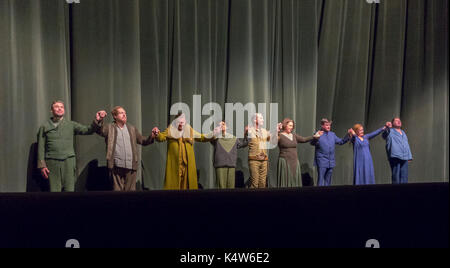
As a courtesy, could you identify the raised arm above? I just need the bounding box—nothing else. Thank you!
[156,128,169,142]
[366,127,386,140]
[237,136,249,149]
[367,122,391,140]
[94,110,109,137]
[73,120,98,135]
[75,110,110,135]
[382,122,392,140]
[295,134,315,143]
[309,130,324,145]
[348,128,356,143]
[94,120,109,138]
[236,126,249,148]
[136,127,155,146]
[267,123,283,146]
[193,129,215,143]
[334,132,350,145]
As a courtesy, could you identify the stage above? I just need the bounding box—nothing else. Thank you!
[0,183,448,248]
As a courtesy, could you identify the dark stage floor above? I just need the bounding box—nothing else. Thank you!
[0,183,448,248]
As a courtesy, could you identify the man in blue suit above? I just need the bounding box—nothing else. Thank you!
[310,119,351,186]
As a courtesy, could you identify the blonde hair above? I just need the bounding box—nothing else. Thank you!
[111,106,125,119]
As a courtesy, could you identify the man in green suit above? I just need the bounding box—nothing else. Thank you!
[37,100,101,192]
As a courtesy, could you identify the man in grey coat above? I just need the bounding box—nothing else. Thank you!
[96,107,159,191]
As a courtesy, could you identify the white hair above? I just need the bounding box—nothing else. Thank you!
[251,113,263,123]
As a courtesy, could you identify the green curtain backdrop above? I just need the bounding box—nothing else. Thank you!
[0,0,71,192]
[316,0,449,185]
[0,0,448,192]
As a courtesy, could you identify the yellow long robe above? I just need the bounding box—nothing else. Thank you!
[156,124,213,190]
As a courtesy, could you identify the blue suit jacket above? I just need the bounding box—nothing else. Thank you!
[311,131,349,168]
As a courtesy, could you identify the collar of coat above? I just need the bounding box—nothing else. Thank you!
[44,117,66,132]
[167,124,195,144]
[113,121,129,130]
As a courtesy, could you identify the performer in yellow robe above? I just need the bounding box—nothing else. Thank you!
[156,113,213,190]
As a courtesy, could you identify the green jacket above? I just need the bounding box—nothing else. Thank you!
[37,118,98,169]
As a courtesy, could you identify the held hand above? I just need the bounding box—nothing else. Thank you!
[348,128,355,136]
[96,110,107,121]
[152,127,160,138]
[213,125,222,137]
[41,168,50,179]
[386,122,392,128]
[277,123,283,133]
[313,130,323,139]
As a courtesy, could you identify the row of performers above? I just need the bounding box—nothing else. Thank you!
[37,102,412,192]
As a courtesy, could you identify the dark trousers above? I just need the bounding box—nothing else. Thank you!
[317,167,333,186]
[389,158,408,184]
[110,166,137,191]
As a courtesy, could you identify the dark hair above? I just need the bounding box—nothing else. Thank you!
[281,118,295,131]
[50,100,64,110]
[391,117,401,124]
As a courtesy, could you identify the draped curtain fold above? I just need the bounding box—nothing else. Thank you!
[0,0,70,192]
[0,0,447,192]
[317,0,449,185]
